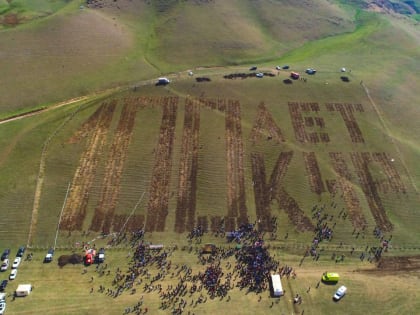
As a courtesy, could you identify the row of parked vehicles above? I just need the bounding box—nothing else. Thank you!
[1,247,25,283]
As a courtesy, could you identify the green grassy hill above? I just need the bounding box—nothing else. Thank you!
[0,0,418,262]
[0,1,419,314]
[0,0,356,112]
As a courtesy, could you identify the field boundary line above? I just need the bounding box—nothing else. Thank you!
[27,104,84,248]
[54,182,71,250]
[361,82,418,194]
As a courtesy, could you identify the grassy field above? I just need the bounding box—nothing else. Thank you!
[0,0,356,113]
[2,240,420,315]
[0,0,419,314]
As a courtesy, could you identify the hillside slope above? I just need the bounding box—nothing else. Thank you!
[0,0,355,111]
[0,0,418,246]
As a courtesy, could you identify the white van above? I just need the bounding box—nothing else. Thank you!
[333,285,347,301]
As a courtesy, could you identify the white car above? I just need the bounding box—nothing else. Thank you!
[333,285,347,301]
[0,260,9,272]
[275,66,281,70]
[0,301,6,315]
[9,268,17,280]
[12,257,21,269]
[256,73,264,78]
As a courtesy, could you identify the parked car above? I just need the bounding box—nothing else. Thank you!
[256,73,264,78]
[249,66,257,71]
[96,248,105,263]
[84,253,93,266]
[305,68,317,75]
[0,250,9,261]
[282,65,290,69]
[275,65,281,70]
[333,285,347,301]
[0,300,5,315]
[44,248,54,263]
[16,246,25,258]
[12,257,21,269]
[156,77,170,86]
[322,272,339,283]
[0,280,7,291]
[9,269,17,280]
[0,260,9,272]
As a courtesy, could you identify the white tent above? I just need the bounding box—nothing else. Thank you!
[15,284,32,297]
[271,274,284,297]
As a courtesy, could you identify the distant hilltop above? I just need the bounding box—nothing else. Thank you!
[355,0,420,15]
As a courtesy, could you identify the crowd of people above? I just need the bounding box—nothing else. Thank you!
[84,223,285,314]
[235,240,278,293]
[77,192,395,315]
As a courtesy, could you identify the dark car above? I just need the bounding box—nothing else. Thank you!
[0,250,9,261]
[96,248,105,263]
[0,280,8,291]
[16,246,26,258]
[305,68,317,75]
[44,248,54,263]
[282,65,290,70]
[249,66,257,71]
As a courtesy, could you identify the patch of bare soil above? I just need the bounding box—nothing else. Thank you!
[372,152,406,194]
[61,101,116,231]
[288,102,328,144]
[251,151,313,232]
[89,98,139,233]
[288,102,308,143]
[225,100,247,227]
[334,103,365,143]
[197,98,226,112]
[112,214,145,232]
[1,13,20,27]
[145,97,178,232]
[303,152,325,195]
[250,102,285,144]
[329,152,367,230]
[175,98,200,233]
[67,105,105,144]
[375,255,420,272]
[350,152,393,231]
[250,152,271,231]
[58,254,83,268]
